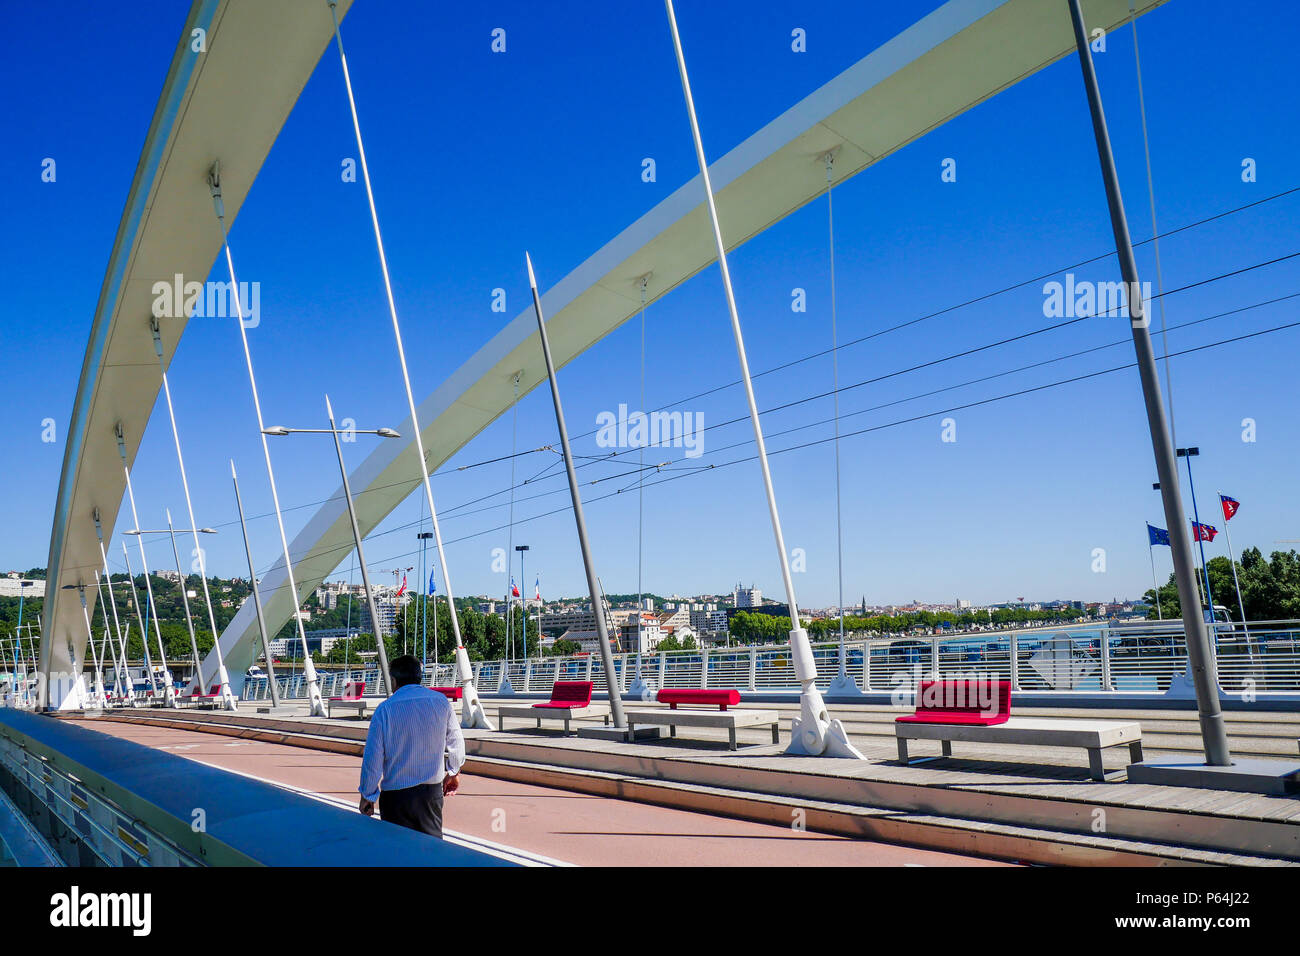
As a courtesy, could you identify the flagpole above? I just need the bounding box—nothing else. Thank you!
[1183,453,1215,618]
[1218,494,1253,666]
[1147,526,1162,621]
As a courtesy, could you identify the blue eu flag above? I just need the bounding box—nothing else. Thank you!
[1147,523,1170,547]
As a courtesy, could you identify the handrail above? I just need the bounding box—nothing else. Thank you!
[239,619,1300,701]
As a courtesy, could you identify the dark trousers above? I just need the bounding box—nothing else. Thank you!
[378,782,444,838]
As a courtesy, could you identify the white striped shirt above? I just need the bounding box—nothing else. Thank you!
[359,684,465,802]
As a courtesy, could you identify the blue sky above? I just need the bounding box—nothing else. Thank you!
[3,0,1298,609]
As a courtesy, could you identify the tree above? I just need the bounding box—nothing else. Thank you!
[1144,548,1300,622]
[550,638,581,656]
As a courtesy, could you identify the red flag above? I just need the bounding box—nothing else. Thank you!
[511,576,520,598]
[396,575,407,597]
[1192,521,1218,542]
[1220,495,1240,522]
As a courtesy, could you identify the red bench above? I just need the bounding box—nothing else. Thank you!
[894,679,1144,779]
[431,686,463,700]
[534,680,594,709]
[895,679,1010,727]
[658,688,741,711]
[496,681,610,735]
[328,680,368,719]
[177,686,203,707]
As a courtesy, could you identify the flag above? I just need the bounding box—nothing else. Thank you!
[1220,494,1240,522]
[1147,524,1170,547]
[1192,521,1218,542]
[427,569,436,596]
[534,576,541,601]
[396,574,407,597]
[511,577,520,598]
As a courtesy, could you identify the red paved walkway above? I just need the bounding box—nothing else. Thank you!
[81,719,1012,867]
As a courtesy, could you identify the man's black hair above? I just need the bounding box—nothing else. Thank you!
[389,654,422,688]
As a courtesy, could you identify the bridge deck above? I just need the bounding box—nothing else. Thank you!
[67,715,1000,867]
[63,699,1300,865]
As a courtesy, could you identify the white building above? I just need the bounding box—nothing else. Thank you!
[734,585,761,608]
[0,577,45,598]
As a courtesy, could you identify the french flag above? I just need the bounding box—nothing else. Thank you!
[511,577,520,598]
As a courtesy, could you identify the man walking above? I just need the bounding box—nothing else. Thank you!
[358,655,464,837]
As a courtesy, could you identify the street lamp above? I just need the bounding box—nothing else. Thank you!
[416,531,433,671]
[507,544,530,694]
[1176,447,1217,622]
[263,395,399,695]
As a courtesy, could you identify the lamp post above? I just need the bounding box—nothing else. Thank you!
[417,531,432,669]
[124,522,218,700]
[262,395,400,695]
[1176,447,1216,622]
[506,544,529,694]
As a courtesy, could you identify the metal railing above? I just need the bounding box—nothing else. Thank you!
[0,729,201,866]
[241,620,1300,702]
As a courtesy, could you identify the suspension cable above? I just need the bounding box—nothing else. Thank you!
[1130,2,1178,451]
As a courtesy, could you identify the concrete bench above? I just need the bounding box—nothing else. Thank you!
[497,702,610,735]
[498,680,610,735]
[625,706,781,750]
[895,716,1144,781]
[327,681,369,719]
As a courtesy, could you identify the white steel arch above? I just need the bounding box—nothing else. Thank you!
[39,0,356,708]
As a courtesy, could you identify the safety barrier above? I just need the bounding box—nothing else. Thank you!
[239,620,1300,702]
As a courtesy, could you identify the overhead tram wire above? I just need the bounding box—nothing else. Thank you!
[560,183,1300,443]
[246,243,1300,565]
[360,314,1300,558]
[136,269,1299,597]
[195,186,1300,543]
[242,281,1300,581]
[418,249,1300,515]
[192,183,1300,541]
